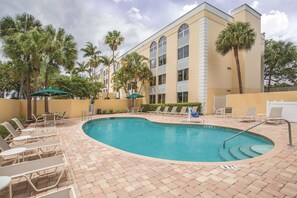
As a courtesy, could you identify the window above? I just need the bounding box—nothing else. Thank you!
[150,59,156,69]
[158,36,167,48]
[150,76,156,86]
[178,45,189,60]
[178,68,189,81]
[150,41,157,53]
[178,24,189,39]
[158,94,166,104]
[158,74,166,85]
[149,95,156,104]
[177,92,188,103]
[158,54,166,66]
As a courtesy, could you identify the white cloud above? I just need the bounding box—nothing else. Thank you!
[180,1,198,16]
[127,7,144,21]
[262,10,289,36]
[113,0,131,3]
[250,1,260,10]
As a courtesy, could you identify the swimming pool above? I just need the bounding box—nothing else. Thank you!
[83,117,273,162]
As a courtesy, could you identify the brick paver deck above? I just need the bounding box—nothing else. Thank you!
[1,113,296,197]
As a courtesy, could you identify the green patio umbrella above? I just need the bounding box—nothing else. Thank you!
[31,87,71,113]
[126,94,144,112]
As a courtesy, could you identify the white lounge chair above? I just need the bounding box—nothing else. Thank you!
[215,107,233,117]
[37,186,76,198]
[149,106,161,114]
[179,106,188,116]
[1,122,57,143]
[32,114,45,127]
[168,106,178,115]
[11,118,55,135]
[0,135,61,159]
[192,106,198,113]
[266,107,283,125]
[241,107,256,122]
[160,106,170,114]
[0,155,67,192]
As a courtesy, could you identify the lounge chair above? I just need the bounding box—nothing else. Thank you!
[11,118,55,135]
[241,107,256,122]
[0,155,67,192]
[160,106,170,114]
[215,107,233,117]
[0,122,57,143]
[37,186,76,198]
[137,107,144,113]
[179,106,188,116]
[192,106,198,113]
[32,114,45,127]
[168,106,178,115]
[266,107,283,125]
[0,135,61,159]
[56,111,67,120]
[149,106,161,114]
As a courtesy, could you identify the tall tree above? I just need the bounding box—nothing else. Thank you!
[104,30,124,95]
[216,21,256,94]
[264,39,297,91]
[114,52,152,95]
[81,42,101,81]
[0,13,42,120]
[100,55,113,99]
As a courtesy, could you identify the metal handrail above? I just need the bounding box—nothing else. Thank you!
[223,119,293,149]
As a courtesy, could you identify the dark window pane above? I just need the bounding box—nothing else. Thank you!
[184,68,189,80]
[178,70,183,81]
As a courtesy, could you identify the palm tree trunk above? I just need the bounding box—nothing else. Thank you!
[26,74,32,120]
[106,66,110,99]
[267,66,274,92]
[45,66,49,113]
[233,47,243,94]
[18,73,25,99]
[33,69,38,115]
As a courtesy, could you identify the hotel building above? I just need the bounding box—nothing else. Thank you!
[101,2,264,114]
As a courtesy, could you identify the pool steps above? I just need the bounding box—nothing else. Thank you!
[219,145,273,161]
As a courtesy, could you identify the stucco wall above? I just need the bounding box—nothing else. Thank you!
[226,91,297,115]
[0,98,21,122]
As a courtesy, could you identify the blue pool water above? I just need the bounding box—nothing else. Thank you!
[83,118,273,162]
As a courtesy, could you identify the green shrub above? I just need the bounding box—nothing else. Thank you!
[110,109,113,114]
[102,110,106,114]
[141,102,202,114]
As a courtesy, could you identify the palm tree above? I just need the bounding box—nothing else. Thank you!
[42,25,77,112]
[0,13,42,120]
[81,42,101,81]
[71,61,86,77]
[100,55,113,99]
[216,21,256,94]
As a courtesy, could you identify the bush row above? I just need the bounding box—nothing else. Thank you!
[141,102,202,114]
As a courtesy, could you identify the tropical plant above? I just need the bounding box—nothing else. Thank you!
[264,39,297,91]
[113,52,152,95]
[81,42,101,81]
[100,55,113,99]
[0,61,19,98]
[71,61,87,77]
[216,21,256,94]
[0,13,42,120]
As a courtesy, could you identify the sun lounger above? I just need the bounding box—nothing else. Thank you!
[215,107,233,117]
[0,135,61,159]
[241,107,256,122]
[0,155,67,192]
[266,107,283,125]
[11,118,56,135]
[179,106,188,116]
[32,114,45,127]
[1,122,57,143]
[37,186,76,198]
[149,106,161,114]
[192,106,198,113]
[160,106,170,114]
[169,106,178,115]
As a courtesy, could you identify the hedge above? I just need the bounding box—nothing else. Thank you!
[141,102,202,114]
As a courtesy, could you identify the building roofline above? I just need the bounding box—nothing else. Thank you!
[230,4,261,19]
[119,2,233,59]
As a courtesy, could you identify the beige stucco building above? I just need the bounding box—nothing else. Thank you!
[101,2,264,114]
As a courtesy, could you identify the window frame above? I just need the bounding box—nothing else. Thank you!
[158,94,166,104]
[177,91,188,103]
[178,24,189,39]
[150,41,157,53]
[158,54,166,66]
[158,74,166,85]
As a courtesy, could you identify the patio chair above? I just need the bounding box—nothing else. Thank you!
[192,106,198,113]
[56,111,67,121]
[215,107,233,117]
[178,106,188,116]
[160,106,170,114]
[241,107,256,122]
[0,155,67,192]
[266,107,283,125]
[32,114,45,127]
[149,106,161,114]
[0,135,61,159]
[137,107,144,113]
[0,122,57,143]
[11,118,56,135]
[168,106,178,115]
[37,186,76,198]
[44,113,56,127]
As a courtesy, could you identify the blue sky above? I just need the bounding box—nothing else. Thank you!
[1,0,296,61]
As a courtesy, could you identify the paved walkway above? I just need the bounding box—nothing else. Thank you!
[1,114,297,197]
